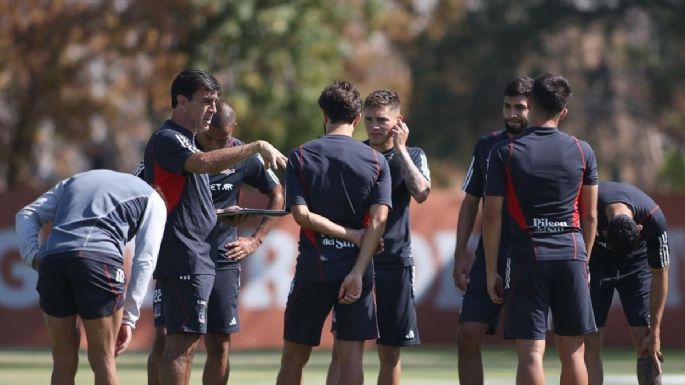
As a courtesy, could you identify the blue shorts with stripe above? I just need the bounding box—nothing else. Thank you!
[153,274,214,335]
[459,248,507,335]
[374,266,420,346]
[207,268,241,334]
[504,259,596,339]
[37,256,125,319]
[284,276,377,346]
[589,252,650,327]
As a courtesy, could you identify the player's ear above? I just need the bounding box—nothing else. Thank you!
[320,110,330,124]
[636,224,643,233]
[558,107,568,121]
[177,95,189,110]
[352,112,362,126]
[397,113,404,123]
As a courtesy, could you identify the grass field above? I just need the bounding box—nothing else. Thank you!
[1,345,684,384]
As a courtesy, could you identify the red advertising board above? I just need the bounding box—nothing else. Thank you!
[0,189,683,349]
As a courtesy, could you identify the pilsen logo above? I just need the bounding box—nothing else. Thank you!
[532,217,569,232]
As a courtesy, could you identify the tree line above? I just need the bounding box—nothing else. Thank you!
[2,0,684,191]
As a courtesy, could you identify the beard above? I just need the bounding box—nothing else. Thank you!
[504,118,527,135]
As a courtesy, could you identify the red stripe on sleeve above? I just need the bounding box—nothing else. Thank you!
[153,162,186,214]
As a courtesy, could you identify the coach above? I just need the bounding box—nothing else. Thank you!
[142,68,286,385]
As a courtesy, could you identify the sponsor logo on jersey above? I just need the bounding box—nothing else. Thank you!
[221,168,236,176]
[320,235,356,250]
[210,183,234,191]
[532,217,569,233]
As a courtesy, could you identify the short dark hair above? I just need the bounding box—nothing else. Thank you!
[606,214,642,257]
[364,89,401,111]
[318,80,362,124]
[531,73,571,116]
[504,77,533,97]
[211,101,237,130]
[170,68,221,109]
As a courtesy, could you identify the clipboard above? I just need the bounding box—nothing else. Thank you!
[216,208,290,218]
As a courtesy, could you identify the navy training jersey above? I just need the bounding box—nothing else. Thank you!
[486,127,598,262]
[144,120,217,277]
[369,142,430,268]
[461,130,514,271]
[202,138,280,270]
[285,135,393,282]
[594,181,669,268]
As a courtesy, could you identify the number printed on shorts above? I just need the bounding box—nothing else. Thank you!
[153,288,163,304]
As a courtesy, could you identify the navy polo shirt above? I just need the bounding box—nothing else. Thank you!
[143,120,217,277]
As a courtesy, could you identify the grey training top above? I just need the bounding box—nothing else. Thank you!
[15,169,167,327]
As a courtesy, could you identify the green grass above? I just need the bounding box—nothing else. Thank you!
[1,345,684,384]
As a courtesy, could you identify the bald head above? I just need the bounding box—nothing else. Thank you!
[211,102,237,133]
[198,101,237,151]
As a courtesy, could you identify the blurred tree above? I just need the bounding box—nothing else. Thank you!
[174,0,395,150]
[2,0,685,192]
[388,0,685,190]
[0,0,395,189]
[0,0,197,189]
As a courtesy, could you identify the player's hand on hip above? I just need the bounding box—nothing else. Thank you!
[338,273,362,304]
[115,324,133,356]
[486,272,504,304]
[226,237,261,261]
[257,140,287,170]
[453,252,474,291]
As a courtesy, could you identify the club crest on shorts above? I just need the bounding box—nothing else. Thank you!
[115,268,125,283]
[196,300,207,324]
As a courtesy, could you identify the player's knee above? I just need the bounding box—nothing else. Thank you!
[86,349,116,378]
[456,327,482,354]
[205,333,231,358]
[378,345,401,366]
[53,351,79,378]
[335,341,364,366]
[281,342,312,368]
[517,344,545,364]
[163,334,201,363]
